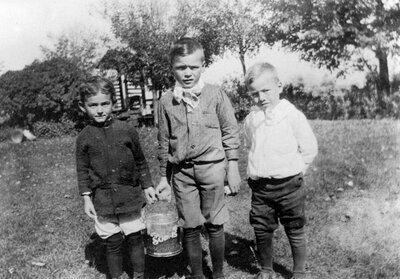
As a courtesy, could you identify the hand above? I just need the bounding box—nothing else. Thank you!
[227,160,241,196]
[144,187,157,204]
[156,177,172,201]
[83,195,97,219]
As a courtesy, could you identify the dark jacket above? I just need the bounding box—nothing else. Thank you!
[76,119,153,216]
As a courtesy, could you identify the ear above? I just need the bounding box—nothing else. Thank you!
[78,101,86,113]
[278,81,283,95]
[201,62,206,73]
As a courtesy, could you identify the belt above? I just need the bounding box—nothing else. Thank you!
[249,173,300,184]
[176,158,225,167]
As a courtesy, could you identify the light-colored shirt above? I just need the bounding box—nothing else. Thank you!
[244,99,318,179]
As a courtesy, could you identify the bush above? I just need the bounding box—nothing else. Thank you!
[220,77,252,121]
[220,75,400,121]
[0,58,88,128]
[33,117,78,138]
[0,126,15,142]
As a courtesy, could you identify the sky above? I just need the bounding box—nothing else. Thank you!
[0,0,109,71]
[1,0,396,89]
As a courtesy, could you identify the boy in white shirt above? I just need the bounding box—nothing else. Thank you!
[244,62,318,279]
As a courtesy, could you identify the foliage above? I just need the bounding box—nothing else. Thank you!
[282,76,400,119]
[0,57,88,128]
[32,117,78,139]
[104,0,177,91]
[0,126,14,142]
[220,77,253,121]
[263,0,400,106]
[222,75,400,121]
[176,0,265,75]
[40,30,109,72]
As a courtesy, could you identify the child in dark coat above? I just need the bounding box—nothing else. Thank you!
[76,76,156,279]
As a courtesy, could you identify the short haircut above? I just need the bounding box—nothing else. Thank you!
[79,76,116,103]
[245,62,279,88]
[169,37,205,63]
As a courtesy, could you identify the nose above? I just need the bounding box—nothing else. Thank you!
[183,67,192,77]
[96,105,104,114]
[259,92,267,101]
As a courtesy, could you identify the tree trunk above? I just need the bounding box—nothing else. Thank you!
[140,68,147,106]
[239,50,246,76]
[375,45,390,111]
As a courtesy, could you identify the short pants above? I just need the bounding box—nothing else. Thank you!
[249,173,307,232]
[95,212,146,239]
[171,159,228,228]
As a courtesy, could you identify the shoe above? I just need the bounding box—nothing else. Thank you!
[254,271,276,279]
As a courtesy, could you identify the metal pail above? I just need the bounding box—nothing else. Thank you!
[142,203,183,257]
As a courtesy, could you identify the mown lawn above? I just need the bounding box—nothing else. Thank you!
[0,120,399,279]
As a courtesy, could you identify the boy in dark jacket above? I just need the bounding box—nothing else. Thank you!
[76,76,156,279]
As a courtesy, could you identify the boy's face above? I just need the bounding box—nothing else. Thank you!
[172,49,205,89]
[79,93,113,124]
[247,72,282,110]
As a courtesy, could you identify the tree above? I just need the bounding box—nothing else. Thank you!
[176,0,265,75]
[0,58,88,127]
[40,30,109,72]
[106,0,177,92]
[263,0,400,110]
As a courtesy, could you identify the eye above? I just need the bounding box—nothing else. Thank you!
[251,92,259,98]
[175,66,187,71]
[189,66,199,70]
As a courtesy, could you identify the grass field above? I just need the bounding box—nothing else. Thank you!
[0,120,399,279]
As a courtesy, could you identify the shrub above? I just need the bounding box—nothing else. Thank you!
[220,77,252,121]
[0,126,15,142]
[220,75,400,121]
[33,116,78,138]
[0,58,88,128]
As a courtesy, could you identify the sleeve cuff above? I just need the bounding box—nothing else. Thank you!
[225,149,239,161]
[160,165,167,177]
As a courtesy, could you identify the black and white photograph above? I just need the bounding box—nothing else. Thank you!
[0,0,399,278]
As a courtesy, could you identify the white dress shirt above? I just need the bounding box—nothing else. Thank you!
[244,99,318,179]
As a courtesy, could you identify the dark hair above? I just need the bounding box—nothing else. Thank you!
[79,76,116,103]
[169,37,205,63]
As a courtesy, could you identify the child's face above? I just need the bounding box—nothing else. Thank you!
[247,72,282,110]
[172,49,205,89]
[79,93,113,124]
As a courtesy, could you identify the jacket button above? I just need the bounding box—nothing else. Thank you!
[190,145,196,149]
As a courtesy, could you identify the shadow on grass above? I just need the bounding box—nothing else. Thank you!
[84,232,292,279]
[225,232,292,279]
[84,232,189,279]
